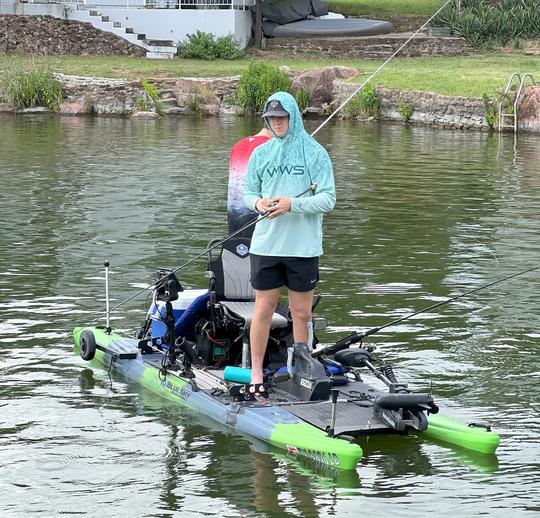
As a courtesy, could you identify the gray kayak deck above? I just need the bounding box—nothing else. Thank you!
[281,381,394,436]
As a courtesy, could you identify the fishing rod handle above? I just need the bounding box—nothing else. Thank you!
[312,331,364,358]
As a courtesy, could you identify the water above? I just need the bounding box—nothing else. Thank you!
[0,113,539,517]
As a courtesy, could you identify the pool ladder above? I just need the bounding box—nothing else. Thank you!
[498,73,536,133]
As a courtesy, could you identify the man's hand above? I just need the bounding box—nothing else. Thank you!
[255,197,272,214]
[266,196,291,219]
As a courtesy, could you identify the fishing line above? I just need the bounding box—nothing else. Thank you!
[313,264,540,357]
[23,185,316,363]
[18,0,458,364]
[310,0,455,137]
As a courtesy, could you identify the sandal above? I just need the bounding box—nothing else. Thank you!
[246,382,269,399]
[228,383,269,401]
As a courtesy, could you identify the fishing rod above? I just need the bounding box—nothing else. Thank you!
[28,185,316,361]
[312,264,540,358]
[31,1,456,360]
[310,0,455,137]
[99,183,317,319]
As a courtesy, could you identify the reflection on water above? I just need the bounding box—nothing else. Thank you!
[0,114,539,516]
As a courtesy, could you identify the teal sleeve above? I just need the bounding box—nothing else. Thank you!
[243,150,261,212]
[290,149,336,214]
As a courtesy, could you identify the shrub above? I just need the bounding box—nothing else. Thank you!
[177,31,244,60]
[482,93,498,129]
[0,66,63,110]
[295,87,310,111]
[398,102,414,122]
[138,78,163,115]
[237,62,291,115]
[433,0,540,48]
[186,92,207,115]
[343,83,380,119]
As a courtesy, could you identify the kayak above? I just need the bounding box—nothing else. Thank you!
[71,127,499,470]
[73,303,500,471]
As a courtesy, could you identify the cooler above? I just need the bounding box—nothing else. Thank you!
[148,289,208,338]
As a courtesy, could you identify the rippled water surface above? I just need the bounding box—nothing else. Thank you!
[0,113,539,517]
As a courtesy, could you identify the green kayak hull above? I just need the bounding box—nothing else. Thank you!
[423,413,500,455]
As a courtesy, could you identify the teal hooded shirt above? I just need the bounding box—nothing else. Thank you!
[243,92,336,257]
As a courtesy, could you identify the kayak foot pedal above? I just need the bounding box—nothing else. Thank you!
[97,338,139,360]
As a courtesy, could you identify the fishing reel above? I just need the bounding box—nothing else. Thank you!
[155,268,183,303]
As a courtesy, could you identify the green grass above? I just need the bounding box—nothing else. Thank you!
[327,0,444,17]
[1,53,539,98]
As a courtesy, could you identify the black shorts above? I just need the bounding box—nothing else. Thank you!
[250,254,319,292]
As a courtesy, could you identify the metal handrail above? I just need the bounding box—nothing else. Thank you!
[513,73,536,132]
[498,72,536,133]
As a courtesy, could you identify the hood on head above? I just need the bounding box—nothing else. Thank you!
[262,91,304,140]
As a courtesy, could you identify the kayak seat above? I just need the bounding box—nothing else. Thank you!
[207,237,288,330]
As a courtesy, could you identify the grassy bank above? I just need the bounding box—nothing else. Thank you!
[327,0,443,17]
[1,53,539,98]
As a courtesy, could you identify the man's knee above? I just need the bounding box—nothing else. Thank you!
[290,305,311,323]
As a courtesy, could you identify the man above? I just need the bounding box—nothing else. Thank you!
[243,91,336,396]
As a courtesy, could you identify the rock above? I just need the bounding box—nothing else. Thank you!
[0,14,144,56]
[131,111,159,119]
[205,104,220,116]
[518,85,540,132]
[162,106,186,115]
[174,77,239,106]
[290,66,358,107]
[19,107,51,113]
[60,102,89,115]
[279,65,295,79]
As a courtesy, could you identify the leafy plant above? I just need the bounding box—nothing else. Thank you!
[186,92,207,115]
[344,83,381,119]
[398,101,414,122]
[0,66,62,110]
[138,78,163,115]
[295,87,310,111]
[62,3,74,21]
[177,31,244,60]
[237,62,291,115]
[433,0,540,48]
[482,93,498,129]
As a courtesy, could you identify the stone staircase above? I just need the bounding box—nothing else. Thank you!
[83,9,177,59]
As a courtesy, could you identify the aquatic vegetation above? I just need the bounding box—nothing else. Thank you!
[0,66,62,110]
[295,86,310,111]
[343,83,381,119]
[398,101,414,122]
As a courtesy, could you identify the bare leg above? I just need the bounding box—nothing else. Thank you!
[250,288,281,385]
[288,289,314,343]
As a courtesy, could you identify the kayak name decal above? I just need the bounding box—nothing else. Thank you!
[162,379,190,401]
[286,445,340,467]
[266,165,305,178]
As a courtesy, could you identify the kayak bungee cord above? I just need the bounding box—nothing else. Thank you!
[312,264,540,358]
[310,0,455,137]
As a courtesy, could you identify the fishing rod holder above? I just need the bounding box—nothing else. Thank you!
[104,260,111,335]
[327,389,339,437]
[155,268,183,302]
